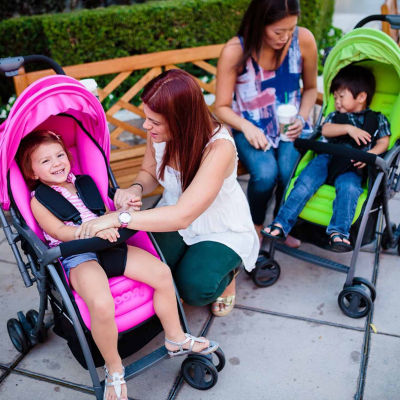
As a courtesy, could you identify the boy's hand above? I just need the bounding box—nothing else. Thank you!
[95,228,120,243]
[347,125,371,146]
[352,160,366,169]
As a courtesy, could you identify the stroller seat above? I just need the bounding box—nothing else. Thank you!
[8,116,157,334]
[287,57,400,244]
[251,27,400,319]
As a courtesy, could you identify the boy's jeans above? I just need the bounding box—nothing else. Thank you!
[274,153,363,239]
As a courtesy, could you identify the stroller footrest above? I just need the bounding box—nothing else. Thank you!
[275,243,349,273]
[123,346,168,381]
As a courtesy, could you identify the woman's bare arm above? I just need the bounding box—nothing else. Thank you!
[75,139,236,237]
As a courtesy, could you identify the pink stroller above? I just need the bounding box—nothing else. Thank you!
[0,56,224,398]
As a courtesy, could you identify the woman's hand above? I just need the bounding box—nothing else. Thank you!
[241,120,269,150]
[286,118,304,140]
[95,227,120,242]
[75,213,120,239]
[114,186,142,210]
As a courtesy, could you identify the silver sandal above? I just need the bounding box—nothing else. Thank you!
[165,333,219,357]
[103,366,126,400]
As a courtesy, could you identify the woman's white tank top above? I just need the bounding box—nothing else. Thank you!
[153,126,259,271]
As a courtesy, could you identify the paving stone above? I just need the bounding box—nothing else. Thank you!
[237,245,374,329]
[178,308,364,400]
[363,333,400,400]
[371,252,400,335]
[0,372,93,400]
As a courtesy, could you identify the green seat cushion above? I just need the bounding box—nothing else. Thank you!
[285,177,368,227]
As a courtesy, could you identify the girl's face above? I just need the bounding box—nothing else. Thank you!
[264,15,298,50]
[142,104,171,143]
[30,142,71,187]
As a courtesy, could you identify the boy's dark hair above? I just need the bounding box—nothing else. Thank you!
[330,65,376,106]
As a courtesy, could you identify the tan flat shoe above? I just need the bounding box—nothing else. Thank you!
[211,294,235,317]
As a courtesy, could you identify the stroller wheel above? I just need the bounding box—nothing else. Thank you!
[26,309,48,343]
[181,355,218,390]
[211,347,225,372]
[7,318,30,354]
[381,223,396,250]
[352,277,376,302]
[251,251,281,287]
[338,286,372,318]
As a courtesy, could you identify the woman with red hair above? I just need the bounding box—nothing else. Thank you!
[76,69,259,317]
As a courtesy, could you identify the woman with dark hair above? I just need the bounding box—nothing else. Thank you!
[75,69,259,317]
[214,0,318,246]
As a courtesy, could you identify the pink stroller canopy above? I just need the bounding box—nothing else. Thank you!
[0,75,109,209]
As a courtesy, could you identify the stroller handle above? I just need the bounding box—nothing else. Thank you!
[0,55,65,77]
[294,138,387,171]
[354,14,400,29]
[40,228,136,267]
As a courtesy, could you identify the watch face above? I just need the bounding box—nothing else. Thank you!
[119,212,131,224]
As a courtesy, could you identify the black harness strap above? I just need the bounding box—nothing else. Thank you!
[326,110,380,184]
[34,175,106,225]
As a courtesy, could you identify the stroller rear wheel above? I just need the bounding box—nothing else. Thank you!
[26,309,48,343]
[251,251,281,287]
[181,355,218,390]
[338,285,373,318]
[7,318,30,354]
[211,347,225,372]
[381,223,396,250]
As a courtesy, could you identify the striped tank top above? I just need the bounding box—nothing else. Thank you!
[32,172,98,247]
[232,27,310,148]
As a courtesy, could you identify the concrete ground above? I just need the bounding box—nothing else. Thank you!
[1,1,398,399]
[1,188,400,400]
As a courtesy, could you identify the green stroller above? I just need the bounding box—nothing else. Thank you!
[253,22,400,319]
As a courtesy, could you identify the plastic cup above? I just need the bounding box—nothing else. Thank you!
[277,104,297,141]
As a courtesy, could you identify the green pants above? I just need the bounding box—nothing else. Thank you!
[152,231,242,306]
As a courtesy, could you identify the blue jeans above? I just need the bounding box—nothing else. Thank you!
[274,153,363,239]
[234,131,301,225]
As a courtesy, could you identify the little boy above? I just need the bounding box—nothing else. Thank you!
[264,65,391,252]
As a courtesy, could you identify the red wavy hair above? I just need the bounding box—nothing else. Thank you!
[141,69,220,191]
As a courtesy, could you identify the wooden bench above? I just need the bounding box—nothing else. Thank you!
[13,45,225,194]
[13,44,323,195]
[381,0,399,44]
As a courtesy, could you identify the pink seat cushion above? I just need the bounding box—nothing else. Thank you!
[72,231,159,332]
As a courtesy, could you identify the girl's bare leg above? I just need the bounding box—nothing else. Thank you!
[123,245,210,352]
[69,261,127,400]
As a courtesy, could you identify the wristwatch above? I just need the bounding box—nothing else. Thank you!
[296,114,306,128]
[118,211,132,228]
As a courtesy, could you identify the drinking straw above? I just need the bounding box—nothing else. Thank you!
[284,92,288,104]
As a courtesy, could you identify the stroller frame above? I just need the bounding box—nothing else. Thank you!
[0,56,224,398]
[250,15,400,319]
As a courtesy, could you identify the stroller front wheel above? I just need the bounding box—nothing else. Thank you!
[338,285,372,318]
[181,355,218,390]
[251,251,281,287]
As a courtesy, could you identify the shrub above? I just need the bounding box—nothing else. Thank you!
[0,0,337,103]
